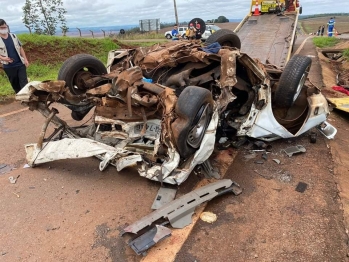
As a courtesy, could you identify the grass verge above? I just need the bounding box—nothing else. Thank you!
[343,49,349,60]
[312,37,340,48]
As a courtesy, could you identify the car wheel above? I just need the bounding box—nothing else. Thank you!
[166,34,172,39]
[58,54,107,95]
[188,18,206,34]
[274,55,312,108]
[205,29,241,49]
[171,86,214,159]
[71,110,89,121]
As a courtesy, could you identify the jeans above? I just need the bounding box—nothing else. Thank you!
[3,64,28,93]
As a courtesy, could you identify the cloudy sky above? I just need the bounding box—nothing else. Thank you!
[0,0,345,31]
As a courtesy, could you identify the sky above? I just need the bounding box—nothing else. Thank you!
[0,0,346,31]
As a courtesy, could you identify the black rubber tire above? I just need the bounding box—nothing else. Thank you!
[58,54,107,95]
[172,86,213,159]
[71,110,87,121]
[188,18,206,34]
[274,55,312,108]
[205,29,241,49]
[165,34,172,39]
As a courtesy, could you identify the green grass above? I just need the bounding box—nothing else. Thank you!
[0,71,13,96]
[344,49,349,60]
[115,32,164,40]
[312,37,340,48]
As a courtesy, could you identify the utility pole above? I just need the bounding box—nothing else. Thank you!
[173,0,179,25]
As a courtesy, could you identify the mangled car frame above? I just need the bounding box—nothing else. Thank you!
[16,32,336,185]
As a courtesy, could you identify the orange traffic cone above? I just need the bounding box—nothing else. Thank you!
[253,0,260,16]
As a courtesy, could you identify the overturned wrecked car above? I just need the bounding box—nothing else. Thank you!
[16,34,336,185]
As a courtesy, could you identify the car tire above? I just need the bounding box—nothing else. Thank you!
[71,110,88,121]
[171,86,214,159]
[274,55,312,108]
[58,54,107,95]
[166,34,172,39]
[188,18,206,34]
[205,29,241,49]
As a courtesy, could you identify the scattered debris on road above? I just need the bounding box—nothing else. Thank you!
[120,179,241,255]
[8,175,19,184]
[12,192,20,198]
[295,182,308,193]
[309,131,317,143]
[151,187,177,210]
[283,145,306,157]
[200,212,218,223]
[272,159,281,164]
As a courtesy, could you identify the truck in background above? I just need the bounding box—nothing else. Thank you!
[233,0,302,68]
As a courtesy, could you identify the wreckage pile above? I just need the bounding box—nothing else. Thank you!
[16,39,335,185]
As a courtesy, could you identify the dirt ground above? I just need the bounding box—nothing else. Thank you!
[1,32,349,262]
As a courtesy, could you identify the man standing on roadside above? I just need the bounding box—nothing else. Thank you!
[0,19,29,93]
[327,17,335,37]
[171,24,180,40]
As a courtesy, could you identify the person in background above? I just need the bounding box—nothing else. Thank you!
[317,26,321,36]
[171,24,180,40]
[0,19,29,93]
[321,25,325,36]
[195,23,202,40]
[327,17,335,37]
[185,23,196,40]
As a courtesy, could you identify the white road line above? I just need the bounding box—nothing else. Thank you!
[0,108,28,118]
[294,36,313,55]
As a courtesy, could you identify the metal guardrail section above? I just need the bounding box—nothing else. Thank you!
[235,13,297,68]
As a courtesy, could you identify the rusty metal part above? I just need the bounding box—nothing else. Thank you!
[37,80,66,93]
[189,66,221,86]
[163,62,208,88]
[142,82,165,95]
[158,88,178,148]
[37,108,59,149]
[86,83,112,96]
[83,71,120,89]
[220,49,238,88]
[95,102,159,121]
[62,89,89,105]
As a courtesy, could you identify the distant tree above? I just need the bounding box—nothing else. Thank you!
[22,0,67,35]
[22,0,40,34]
[216,16,229,23]
[60,25,69,36]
